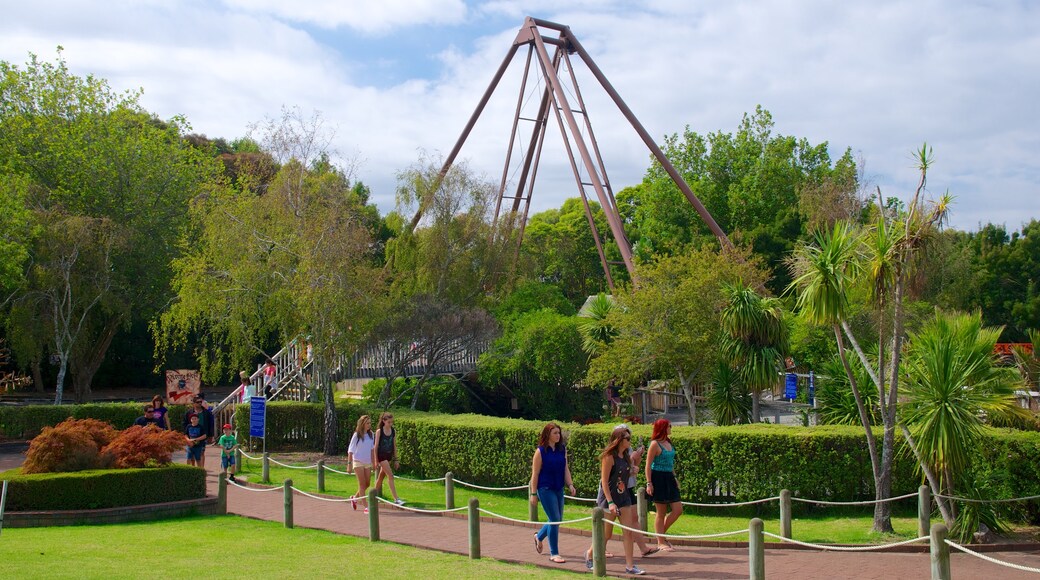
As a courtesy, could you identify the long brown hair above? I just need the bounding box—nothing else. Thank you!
[377,412,394,433]
[151,395,165,409]
[599,426,630,460]
[355,415,373,440]
[538,422,561,448]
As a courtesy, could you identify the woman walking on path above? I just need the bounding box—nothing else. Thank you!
[151,395,170,430]
[373,412,405,505]
[347,415,377,513]
[586,426,649,575]
[645,419,682,551]
[529,422,576,564]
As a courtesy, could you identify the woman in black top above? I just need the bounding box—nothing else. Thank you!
[595,426,647,576]
[373,412,405,505]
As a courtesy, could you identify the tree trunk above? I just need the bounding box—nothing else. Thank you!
[32,358,44,393]
[751,389,761,423]
[320,361,338,456]
[54,354,68,405]
[833,325,881,482]
[872,423,896,533]
[900,423,955,526]
[69,317,121,403]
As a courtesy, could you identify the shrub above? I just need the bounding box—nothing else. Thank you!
[0,402,188,440]
[21,418,119,474]
[102,425,188,468]
[0,464,206,510]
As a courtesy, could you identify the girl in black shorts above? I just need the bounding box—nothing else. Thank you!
[373,412,405,505]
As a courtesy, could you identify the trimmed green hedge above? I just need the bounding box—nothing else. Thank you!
[0,464,206,510]
[0,403,187,440]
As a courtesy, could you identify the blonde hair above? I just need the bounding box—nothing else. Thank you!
[355,415,373,440]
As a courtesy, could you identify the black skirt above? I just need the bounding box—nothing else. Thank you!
[648,470,681,503]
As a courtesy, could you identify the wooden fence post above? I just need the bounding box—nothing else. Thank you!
[592,507,607,577]
[262,452,270,484]
[529,490,539,522]
[0,480,8,537]
[918,485,931,539]
[749,518,765,580]
[283,479,293,529]
[930,523,951,580]
[637,486,648,532]
[368,488,380,541]
[445,472,455,510]
[317,460,325,493]
[468,497,480,559]
[780,489,792,539]
[217,472,227,515]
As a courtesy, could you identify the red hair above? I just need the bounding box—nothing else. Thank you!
[651,418,670,442]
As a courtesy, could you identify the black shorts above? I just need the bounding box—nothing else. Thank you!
[596,483,634,510]
[648,470,681,503]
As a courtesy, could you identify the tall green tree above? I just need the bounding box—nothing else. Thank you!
[0,51,222,401]
[901,311,1027,535]
[156,108,384,454]
[587,247,767,424]
[719,281,789,422]
[787,145,950,533]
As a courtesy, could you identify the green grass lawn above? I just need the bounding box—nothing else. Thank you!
[0,515,579,579]
[235,456,926,545]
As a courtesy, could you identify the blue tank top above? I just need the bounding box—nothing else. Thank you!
[537,444,567,490]
[651,443,675,472]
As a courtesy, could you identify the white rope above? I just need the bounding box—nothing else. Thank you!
[239,450,262,460]
[324,466,352,475]
[454,479,526,491]
[227,479,284,493]
[682,497,779,508]
[607,519,751,540]
[791,492,919,506]
[936,493,1040,504]
[268,458,319,470]
[762,532,929,552]
[476,507,594,526]
[395,476,447,483]
[945,539,1040,574]
[290,486,354,502]
[373,496,468,514]
[564,494,598,503]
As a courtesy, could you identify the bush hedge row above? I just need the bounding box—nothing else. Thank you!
[0,464,206,510]
[0,403,188,440]
[6,402,1039,515]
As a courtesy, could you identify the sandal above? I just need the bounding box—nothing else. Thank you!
[549,555,566,563]
[641,546,660,557]
[534,534,543,555]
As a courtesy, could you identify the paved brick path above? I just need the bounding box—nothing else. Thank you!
[201,448,1040,579]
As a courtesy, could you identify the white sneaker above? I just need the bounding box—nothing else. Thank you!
[394,498,406,505]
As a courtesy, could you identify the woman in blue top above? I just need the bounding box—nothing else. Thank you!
[644,418,682,551]
[529,422,575,564]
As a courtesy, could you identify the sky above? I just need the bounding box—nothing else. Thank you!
[2,0,1038,232]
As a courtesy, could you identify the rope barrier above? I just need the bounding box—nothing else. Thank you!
[791,492,919,506]
[267,458,320,470]
[324,466,352,475]
[476,507,594,526]
[239,450,262,460]
[290,487,354,502]
[373,496,469,514]
[682,497,779,508]
[945,539,1040,574]
[936,493,1040,504]
[606,519,751,540]
[226,479,284,493]
[393,475,448,483]
[564,494,598,503]
[762,532,929,552]
[453,480,526,491]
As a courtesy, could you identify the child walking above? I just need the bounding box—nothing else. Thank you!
[217,423,239,482]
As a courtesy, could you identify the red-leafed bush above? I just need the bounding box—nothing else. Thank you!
[21,418,119,474]
[101,425,186,468]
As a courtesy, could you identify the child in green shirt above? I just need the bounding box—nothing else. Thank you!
[217,424,239,482]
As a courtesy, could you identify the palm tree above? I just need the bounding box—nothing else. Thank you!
[577,293,616,356]
[902,311,1028,535]
[719,281,789,422]
[708,362,751,425]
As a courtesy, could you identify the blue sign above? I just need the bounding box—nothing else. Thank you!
[808,371,816,404]
[249,396,266,438]
[785,373,798,400]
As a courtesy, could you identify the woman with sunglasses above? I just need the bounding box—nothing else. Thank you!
[585,426,648,575]
[373,412,405,505]
[529,422,576,564]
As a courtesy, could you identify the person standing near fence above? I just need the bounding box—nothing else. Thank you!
[645,418,682,551]
[585,426,650,575]
[373,412,405,505]
[529,422,576,564]
[347,415,376,513]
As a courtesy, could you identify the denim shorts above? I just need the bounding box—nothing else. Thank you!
[221,453,235,469]
[186,445,204,461]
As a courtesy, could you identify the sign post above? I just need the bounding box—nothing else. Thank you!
[784,373,798,401]
[250,396,266,454]
[808,371,815,406]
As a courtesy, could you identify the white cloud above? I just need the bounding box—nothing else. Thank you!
[219,0,469,33]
